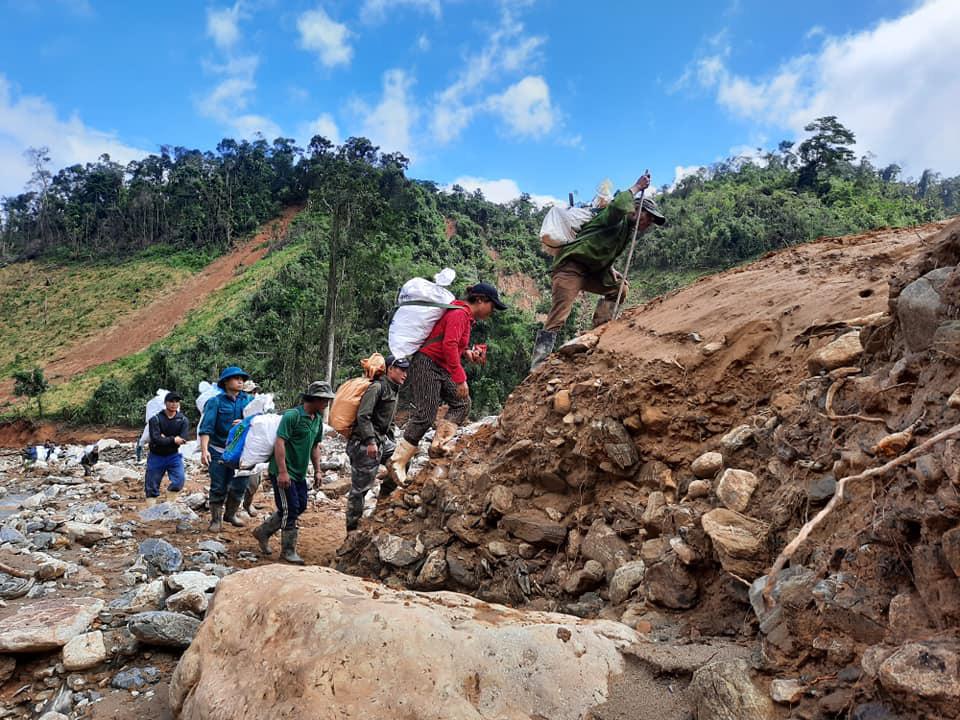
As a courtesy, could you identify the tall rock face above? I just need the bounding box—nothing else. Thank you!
[170,565,639,720]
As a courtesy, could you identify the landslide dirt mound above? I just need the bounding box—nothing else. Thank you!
[338,218,960,719]
[17,205,302,391]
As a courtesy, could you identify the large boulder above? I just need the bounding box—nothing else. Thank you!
[0,597,103,652]
[170,565,639,720]
[897,266,955,352]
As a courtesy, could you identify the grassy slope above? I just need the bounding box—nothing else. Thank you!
[3,238,308,419]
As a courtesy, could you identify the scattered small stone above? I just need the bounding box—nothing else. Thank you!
[62,631,107,671]
[689,659,776,720]
[685,479,711,500]
[128,611,201,648]
[110,666,160,690]
[62,521,113,547]
[138,538,183,574]
[138,502,200,523]
[0,655,15,683]
[558,333,598,356]
[720,425,755,453]
[373,533,423,567]
[197,540,227,556]
[552,390,571,414]
[608,561,646,605]
[807,474,837,503]
[691,452,724,478]
[770,678,805,704]
[808,331,863,373]
[0,597,104,652]
[716,469,760,512]
[562,560,604,595]
[878,642,960,699]
[416,548,447,589]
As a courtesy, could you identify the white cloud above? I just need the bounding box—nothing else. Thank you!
[361,0,441,23]
[446,176,562,208]
[0,74,148,197]
[353,69,418,158]
[486,75,555,138]
[206,3,243,50]
[416,33,430,52]
[297,7,353,68]
[670,164,705,190]
[299,113,341,146]
[691,0,960,175]
[429,5,548,144]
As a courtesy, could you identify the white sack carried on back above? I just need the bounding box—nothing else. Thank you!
[243,393,275,418]
[388,269,456,360]
[239,413,282,468]
[539,206,594,255]
[140,388,169,447]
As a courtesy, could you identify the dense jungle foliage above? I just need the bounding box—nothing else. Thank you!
[3,117,958,424]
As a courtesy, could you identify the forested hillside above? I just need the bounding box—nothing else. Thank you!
[2,116,959,425]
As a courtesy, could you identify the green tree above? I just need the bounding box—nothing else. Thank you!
[797,116,856,189]
[13,367,49,417]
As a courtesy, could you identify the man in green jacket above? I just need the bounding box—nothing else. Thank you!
[530,174,665,370]
[345,355,409,532]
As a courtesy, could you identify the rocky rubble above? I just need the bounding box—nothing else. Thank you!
[335,218,960,718]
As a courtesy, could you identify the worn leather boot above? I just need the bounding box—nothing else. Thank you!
[252,512,282,556]
[530,329,557,371]
[223,494,246,527]
[280,529,305,565]
[208,502,223,533]
[388,439,418,487]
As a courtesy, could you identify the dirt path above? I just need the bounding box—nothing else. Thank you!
[4,207,301,403]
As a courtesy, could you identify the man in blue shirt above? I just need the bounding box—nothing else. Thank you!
[198,366,252,532]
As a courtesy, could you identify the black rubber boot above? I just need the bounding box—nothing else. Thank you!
[530,329,557,371]
[208,502,223,533]
[223,494,246,527]
[280,529,305,565]
[345,494,364,532]
[252,513,282,556]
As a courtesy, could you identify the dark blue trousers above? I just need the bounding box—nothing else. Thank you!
[270,475,309,530]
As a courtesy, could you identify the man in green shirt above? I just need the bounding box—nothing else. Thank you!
[251,381,335,564]
[530,174,665,370]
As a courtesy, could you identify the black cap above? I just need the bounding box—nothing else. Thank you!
[468,282,508,311]
[164,392,183,403]
[385,355,411,370]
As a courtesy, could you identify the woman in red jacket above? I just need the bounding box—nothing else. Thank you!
[390,282,506,485]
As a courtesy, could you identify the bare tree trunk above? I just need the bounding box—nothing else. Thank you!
[321,203,349,384]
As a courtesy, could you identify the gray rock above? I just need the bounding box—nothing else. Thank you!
[109,579,166,613]
[716,469,760,512]
[562,560,605,595]
[808,474,837,503]
[138,538,183,574]
[689,659,776,720]
[0,597,104,652]
[111,666,160,690]
[501,513,567,545]
[415,548,447,589]
[609,561,646,605]
[183,492,207,510]
[138,502,200,523]
[70,502,110,525]
[128,611,200,648]
[0,571,33,600]
[691,451,724,478]
[31,532,57,550]
[62,521,113,546]
[373,534,423,567]
[720,425,755,453]
[165,589,209,615]
[198,540,227,556]
[897,266,954,352]
[934,320,960,356]
[0,526,28,544]
[852,702,902,720]
[879,642,960,699]
[770,678,805,704]
[644,556,698,610]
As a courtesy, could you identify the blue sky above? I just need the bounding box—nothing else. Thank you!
[1,0,957,202]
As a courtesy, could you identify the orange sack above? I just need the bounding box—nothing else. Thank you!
[329,353,385,437]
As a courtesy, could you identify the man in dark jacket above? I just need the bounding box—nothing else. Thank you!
[345,355,409,531]
[530,174,666,370]
[144,392,190,505]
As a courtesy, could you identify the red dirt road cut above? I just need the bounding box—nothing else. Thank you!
[43,206,302,384]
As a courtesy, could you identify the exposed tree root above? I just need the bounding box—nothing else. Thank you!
[763,423,960,607]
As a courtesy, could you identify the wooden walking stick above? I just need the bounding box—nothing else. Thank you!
[612,170,649,319]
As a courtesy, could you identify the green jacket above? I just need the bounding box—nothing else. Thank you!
[351,378,399,445]
[553,190,638,286]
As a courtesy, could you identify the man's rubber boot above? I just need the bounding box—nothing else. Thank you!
[223,494,246,527]
[208,502,224,533]
[242,476,259,518]
[530,329,557,372]
[389,439,418,487]
[345,494,364,532]
[280,529,305,565]
[378,475,398,498]
[252,513,281,556]
[429,420,458,458]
